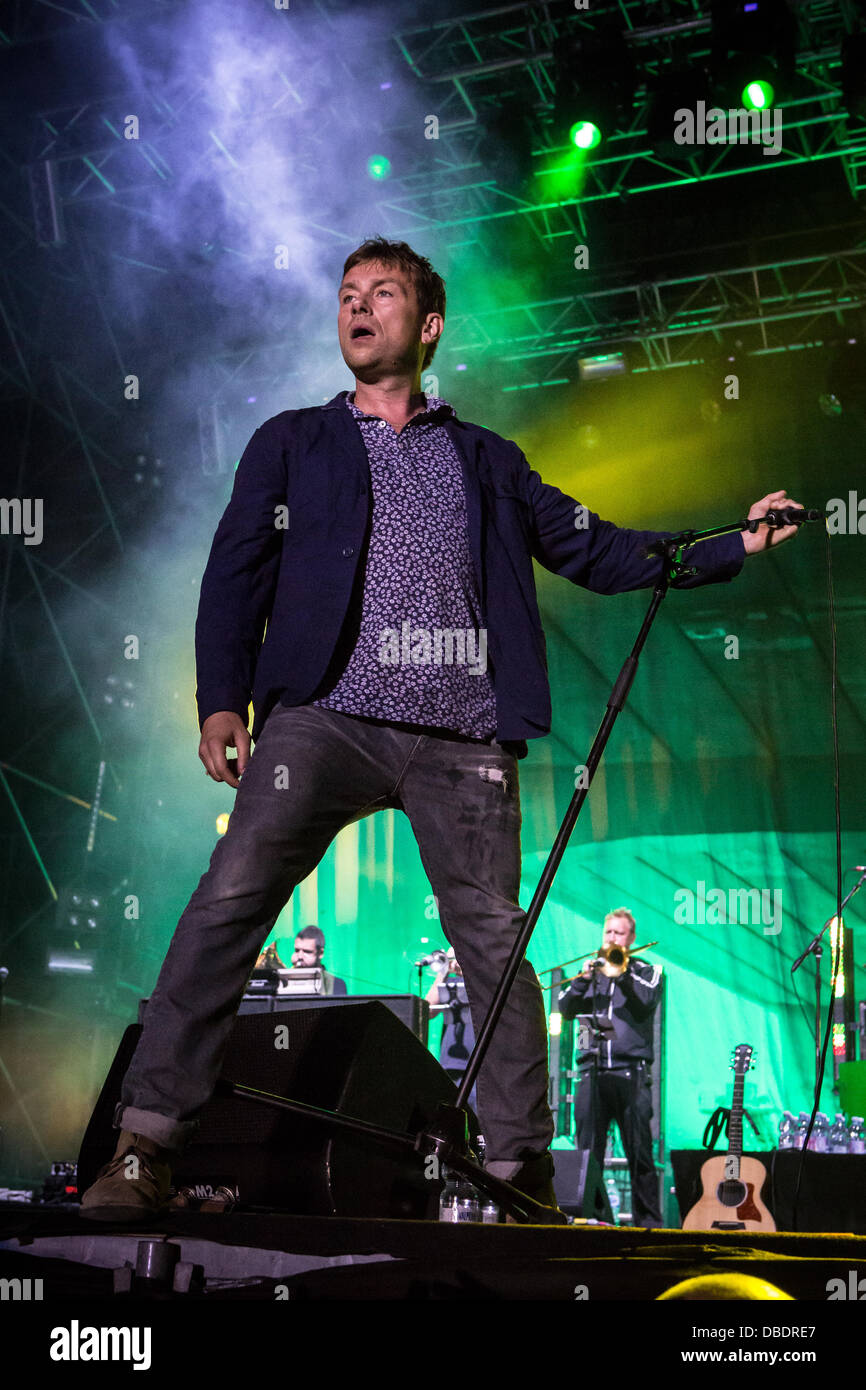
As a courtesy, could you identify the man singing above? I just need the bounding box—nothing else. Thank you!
[81,236,801,1222]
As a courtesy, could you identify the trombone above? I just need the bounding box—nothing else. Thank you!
[540,940,658,988]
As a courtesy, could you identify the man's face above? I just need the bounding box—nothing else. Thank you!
[337,260,440,381]
[603,915,635,950]
[292,938,322,969]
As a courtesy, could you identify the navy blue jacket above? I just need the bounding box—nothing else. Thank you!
[195,392,745,746]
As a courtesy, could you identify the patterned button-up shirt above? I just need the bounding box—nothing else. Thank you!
[312,391,498,738]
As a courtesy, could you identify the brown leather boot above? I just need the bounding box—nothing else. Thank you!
[79,1130,173,1223]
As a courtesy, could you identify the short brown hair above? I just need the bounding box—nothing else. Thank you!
[296,925,325,955]
[341,236,446,369]
[604,907,636,937]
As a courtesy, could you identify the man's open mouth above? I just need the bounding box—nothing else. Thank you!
[350,325,375,339]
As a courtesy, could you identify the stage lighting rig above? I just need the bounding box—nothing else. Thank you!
[710,0,796,110]
[841,33,866,123]
[130,450,164,493]
[48,885,107,977]
[577,351,627,383]
[478,110,534,190]
[102,673,136,715]
[553,23,636,153]
[647,68,715,161]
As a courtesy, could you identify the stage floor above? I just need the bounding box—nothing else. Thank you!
[2,1201,865,1300]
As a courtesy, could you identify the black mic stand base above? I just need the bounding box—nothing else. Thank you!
[219,1083,567,1225]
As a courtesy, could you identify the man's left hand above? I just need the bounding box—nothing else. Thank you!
[742,490,805,555]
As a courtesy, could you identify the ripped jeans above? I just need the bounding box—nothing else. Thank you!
[116,703,554,1164]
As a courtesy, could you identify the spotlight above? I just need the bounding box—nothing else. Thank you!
[56,887,103,933]
[577,351,627,382]
[710,0,795,109]
[570,122,602,151]
[130,452,164,490]
[743,78,774,110]
[657,1273,793,1300]
[553,24,636,152]
[48,885,107,977]
[366,154,391,181]
[103,673,136,713]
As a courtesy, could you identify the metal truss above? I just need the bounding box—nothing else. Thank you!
[154,243,866,383]
[443,246,866,371]
[2,0,865,926]
[361,108,866,246]
[393,0,857,103]
[382,0,866,237]
[0,0,182,47]
[14,0,865,254]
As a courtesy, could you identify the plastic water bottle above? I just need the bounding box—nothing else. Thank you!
[849,1117,866,1155]
[795,1112,810,1149]
[438,1167,460,1222]
[807,1113,830,1152]
[829,1113,849,1154]
[480,1196,500,1224]
[777,1111,796,1150]
[454,1176,481,1222]
[605,1176,621,1224]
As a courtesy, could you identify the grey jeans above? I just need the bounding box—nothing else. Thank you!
[116,703,554,1163]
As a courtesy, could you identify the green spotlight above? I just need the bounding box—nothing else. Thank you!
[569,121,602,151]
[742,79,774,110]
[367,154,391,180]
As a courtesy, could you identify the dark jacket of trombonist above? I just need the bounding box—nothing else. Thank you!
[558,959,662,1069]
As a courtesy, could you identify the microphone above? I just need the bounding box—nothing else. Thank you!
[761,507,826,527]
[416,949,448,968]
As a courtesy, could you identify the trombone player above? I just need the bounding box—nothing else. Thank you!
[557,908,663,1228]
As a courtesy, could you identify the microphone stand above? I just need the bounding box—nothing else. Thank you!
[791,869,866,1097]
[225,511,794,1223]
[413,516,750,1211]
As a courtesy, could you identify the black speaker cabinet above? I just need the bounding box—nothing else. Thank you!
[552,1147,614,1221]
[79,1000,472,1219]
[139,991,428,1044]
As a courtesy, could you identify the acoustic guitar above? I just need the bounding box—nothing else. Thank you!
[682,1043,776,1231]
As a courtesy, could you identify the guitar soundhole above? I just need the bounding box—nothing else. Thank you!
[716,1179,748,1208]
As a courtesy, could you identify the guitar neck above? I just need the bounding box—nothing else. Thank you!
[727,1073,745,1173]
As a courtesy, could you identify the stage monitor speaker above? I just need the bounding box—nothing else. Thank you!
[552,1148,614,1221]
[79,1001,473,1219]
